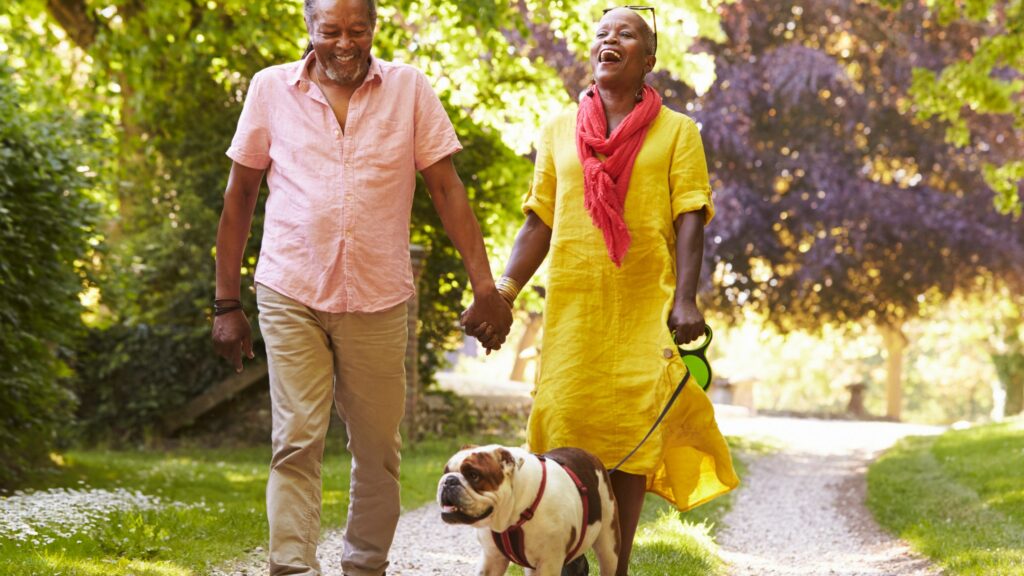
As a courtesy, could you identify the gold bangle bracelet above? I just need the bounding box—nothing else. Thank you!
[498,275,522,289]
[496,276,522,298]
[496,286,517,309]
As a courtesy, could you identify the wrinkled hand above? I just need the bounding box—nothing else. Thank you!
[669,299,705,345]
[212,310,254,372]
[460,290,513,353]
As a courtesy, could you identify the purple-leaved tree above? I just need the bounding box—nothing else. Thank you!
[511,0,1024,420]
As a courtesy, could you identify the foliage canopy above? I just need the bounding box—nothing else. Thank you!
[1,0,1021,446]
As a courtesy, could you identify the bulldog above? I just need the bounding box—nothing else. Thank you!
[437,444,620,576]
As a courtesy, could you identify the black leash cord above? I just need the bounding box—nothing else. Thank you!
[608,371,690,473]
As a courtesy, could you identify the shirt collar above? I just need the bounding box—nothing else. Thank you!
[289,50,383,87]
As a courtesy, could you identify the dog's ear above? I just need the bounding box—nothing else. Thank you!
[497,448,518,472]
[497,448,526,470]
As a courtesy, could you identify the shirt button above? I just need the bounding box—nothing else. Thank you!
[663,348,674,359]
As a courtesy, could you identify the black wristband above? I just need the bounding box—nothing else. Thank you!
[213,304,243,316]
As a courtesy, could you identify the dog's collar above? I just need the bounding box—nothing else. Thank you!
[490,454,590,569]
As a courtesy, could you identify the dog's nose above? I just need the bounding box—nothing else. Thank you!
[444,475,461,488]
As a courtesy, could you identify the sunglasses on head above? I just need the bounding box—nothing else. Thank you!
[602,5,657,55]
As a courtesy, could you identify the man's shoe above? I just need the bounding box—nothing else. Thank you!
[561,555,589,576]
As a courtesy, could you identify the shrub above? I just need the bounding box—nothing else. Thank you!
[0,67,100,488]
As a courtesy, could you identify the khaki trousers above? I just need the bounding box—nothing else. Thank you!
[257,284,407,576]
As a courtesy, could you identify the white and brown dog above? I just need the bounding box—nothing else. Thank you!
[437,444,620,576]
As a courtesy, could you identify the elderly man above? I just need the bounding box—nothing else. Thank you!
[211,0,511,574]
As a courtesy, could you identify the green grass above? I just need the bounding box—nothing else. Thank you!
[867,419,1024,575]
[3,435,761,575]
[1,436,486,576]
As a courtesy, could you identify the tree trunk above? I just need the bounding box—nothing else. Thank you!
[46,0,97,48]
[114,70,141,238]
[46,0,137,239]
[161,362,268,434]
[509,312,543,382]
[992,352,1024,417]
[880,322,908,421]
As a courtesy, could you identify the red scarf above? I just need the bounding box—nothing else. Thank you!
[576,84,662,266]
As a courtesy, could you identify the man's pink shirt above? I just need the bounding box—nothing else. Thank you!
[227,53,461,313]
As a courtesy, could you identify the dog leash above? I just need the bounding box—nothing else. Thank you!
[609,324,714,473]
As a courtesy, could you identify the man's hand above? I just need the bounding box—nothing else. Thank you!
[461,290,513,352]
[669,298,705,345]
[212,310,255,372]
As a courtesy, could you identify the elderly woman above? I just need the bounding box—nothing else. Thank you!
[466,6,738,574]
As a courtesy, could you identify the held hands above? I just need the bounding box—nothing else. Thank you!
[212,309,255,373]
[669,298,705,346]
[460,289,513,353]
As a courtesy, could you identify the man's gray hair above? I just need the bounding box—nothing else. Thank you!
[303,0,378,24]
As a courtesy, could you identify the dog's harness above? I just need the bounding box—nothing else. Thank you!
[490,455,590,569]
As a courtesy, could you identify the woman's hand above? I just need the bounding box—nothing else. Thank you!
[669,298,705,345]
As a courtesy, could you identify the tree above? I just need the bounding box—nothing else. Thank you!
[692,0,1024,419]
[988,292,1024,417]
[500,0,1024,419]
[877,0,1023,216]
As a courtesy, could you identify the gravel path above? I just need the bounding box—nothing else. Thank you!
[716,415,946,576]
[213,502,481,576]
[215,414,949,576]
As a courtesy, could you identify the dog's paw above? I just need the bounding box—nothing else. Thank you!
[560,555,589,576]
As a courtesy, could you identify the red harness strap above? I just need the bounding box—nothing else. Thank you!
[490,455,591,569]
[560,464,590,562]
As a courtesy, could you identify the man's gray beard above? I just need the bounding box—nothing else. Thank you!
[324,60,368,85]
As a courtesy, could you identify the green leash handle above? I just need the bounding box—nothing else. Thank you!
[674,324,713,391]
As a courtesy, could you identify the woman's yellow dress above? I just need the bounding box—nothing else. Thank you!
[524,107,739,511]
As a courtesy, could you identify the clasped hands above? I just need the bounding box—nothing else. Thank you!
[460,289,513,352]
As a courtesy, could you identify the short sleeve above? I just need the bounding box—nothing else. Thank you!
[226,72,271,170]
[670,118,715,224]
[522,119,557,227]
[413,72,463,171]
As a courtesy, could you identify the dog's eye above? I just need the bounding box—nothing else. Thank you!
[466,470,480,483]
